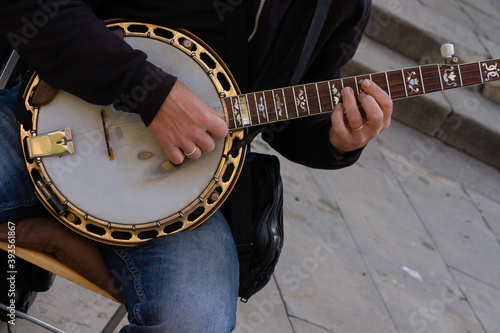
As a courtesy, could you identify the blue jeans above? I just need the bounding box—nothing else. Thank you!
[0,84,45,222]
[100,211,239,332]
[0,85,239,332]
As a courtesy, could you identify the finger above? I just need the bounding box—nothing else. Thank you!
[329,102,362,155]
[195,132,216,153]
[212,107,226,121]
[341,87,364,130]
[206,114,229,138]
[166,146,186,165]
[182,145,202,160]
[330,102,349,134]
[360,79,393,119]
[357,92,384,128]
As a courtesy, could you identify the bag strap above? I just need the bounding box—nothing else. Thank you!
[225,0,249,93]
[290,0,333,85]
[0,50,19,90]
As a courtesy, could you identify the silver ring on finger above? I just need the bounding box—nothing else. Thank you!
[184,146,197,156]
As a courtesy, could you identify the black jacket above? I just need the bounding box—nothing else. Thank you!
[0,0,370,170]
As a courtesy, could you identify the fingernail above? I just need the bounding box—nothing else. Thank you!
[362,79,372,88]
[334,102,343,110]
[343,87,352,94]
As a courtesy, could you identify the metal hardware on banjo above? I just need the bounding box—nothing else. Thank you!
[21,22,500,245]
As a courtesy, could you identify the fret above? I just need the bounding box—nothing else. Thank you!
[401,69,409,97]
[402,67,424,97]
[342,77,357,97]
[480,60,500,82]
[292,85,309,117]
[305,83,321,115]
[460,63,482,86]
[326,81,335,110]
[254,91,268,123]
[437,64,444,90]
[283,87,298,119]
[247,93,259,125]
[223,97,235,128]
[228,97,235,127]
[238,95,251,126]
[262,92,270,122]
[386,70,406,99]
[303,85,311,115]
[418,66,426,94]
[290,87,299,118]
[384,72,391,98]
[263,91,277,122]
[328,79,343,108]
[317,82,333,112]
[478,62,484,83]
[354,77,360,95]
[420,64,442,93]
[315,83,322,113]
[458,65,464,87]
[371,72,390,96]
[229,96,243,128]
[281,88,290,119]
[439,64,462,90]
[272,89,287,120]
[252,93,261,124]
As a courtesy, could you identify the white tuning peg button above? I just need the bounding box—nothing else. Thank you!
[440,43,455,58]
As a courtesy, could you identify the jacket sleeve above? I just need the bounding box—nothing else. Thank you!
[0,0,175,125]
[263,0,371,169]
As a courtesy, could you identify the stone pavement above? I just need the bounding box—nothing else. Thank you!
[2,0,500,332]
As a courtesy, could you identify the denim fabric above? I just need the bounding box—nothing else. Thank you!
[99,210,239,332]
[0,84,45,222]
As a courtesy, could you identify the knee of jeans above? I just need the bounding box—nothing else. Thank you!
[131,294,237,332]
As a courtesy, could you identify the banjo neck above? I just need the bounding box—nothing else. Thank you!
[223,59,500,130]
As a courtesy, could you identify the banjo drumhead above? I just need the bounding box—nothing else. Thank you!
[37,36,225,224]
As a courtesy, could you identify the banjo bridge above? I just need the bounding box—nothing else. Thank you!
[26,128,74,158]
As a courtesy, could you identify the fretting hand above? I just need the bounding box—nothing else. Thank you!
[329,79,393,155]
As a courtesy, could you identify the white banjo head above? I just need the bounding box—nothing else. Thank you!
[22,22,245,245]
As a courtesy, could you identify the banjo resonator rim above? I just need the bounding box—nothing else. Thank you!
[21,22,246,246]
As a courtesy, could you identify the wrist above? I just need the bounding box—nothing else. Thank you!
[113,62,177,126]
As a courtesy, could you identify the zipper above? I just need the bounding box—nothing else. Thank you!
[247,0,266,42]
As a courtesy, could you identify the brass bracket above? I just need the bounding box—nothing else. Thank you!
[27,128,74,158]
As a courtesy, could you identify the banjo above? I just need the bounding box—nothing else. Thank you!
[21,21,500,245]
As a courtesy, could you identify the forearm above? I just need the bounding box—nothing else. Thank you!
[0,0,175,125]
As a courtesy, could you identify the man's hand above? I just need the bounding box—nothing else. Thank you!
[148,80,228,164]
[329,79,393,155]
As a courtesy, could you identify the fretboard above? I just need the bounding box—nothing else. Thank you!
[223,59,500,130]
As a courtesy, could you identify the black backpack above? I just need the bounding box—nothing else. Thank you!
[222,152,284,302]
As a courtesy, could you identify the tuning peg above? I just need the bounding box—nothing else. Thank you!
[440,43,459,64]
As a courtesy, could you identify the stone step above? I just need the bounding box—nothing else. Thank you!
[343,37,500,170]
[367,0,500,105]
